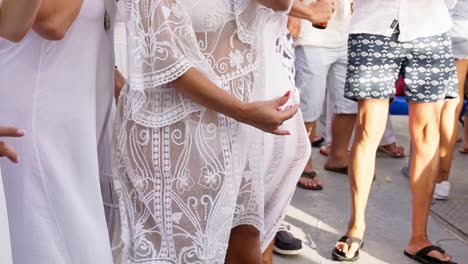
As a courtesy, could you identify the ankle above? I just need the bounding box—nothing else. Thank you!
[409,234,428,244]
[347,221,366,235]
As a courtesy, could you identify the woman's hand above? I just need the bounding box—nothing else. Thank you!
[114,67,126,102]
[287,16,301,40]
[237,92,300,135]
[171,68,299,136]
[0,126,24,163]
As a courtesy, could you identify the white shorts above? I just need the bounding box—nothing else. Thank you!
[295,46,357,122]
[452,18,468,59]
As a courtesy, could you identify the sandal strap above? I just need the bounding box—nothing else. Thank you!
[347,237,363,246]
[301,171,317,179]
[338,236,348,243]
[416,245,446,258]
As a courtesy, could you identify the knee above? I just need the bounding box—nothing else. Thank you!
[355,122,384,146]
[412,123,440,150]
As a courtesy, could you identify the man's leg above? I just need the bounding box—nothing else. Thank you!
[325,113,356,170]
[438,59,467,182]
[405,101,453,262]
[378,117,405,158]
[339,99,389,258]
[324,52,356,170]
[463,113,468,151]
[295,46,331,189]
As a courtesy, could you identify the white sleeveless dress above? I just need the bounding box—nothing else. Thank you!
[0,2,13,263]
[0,1,116,263]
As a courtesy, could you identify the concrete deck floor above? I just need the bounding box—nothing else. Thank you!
[274,116,468,264]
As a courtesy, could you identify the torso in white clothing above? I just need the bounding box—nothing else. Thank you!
[0,0,116,263]
[350,0,453,41]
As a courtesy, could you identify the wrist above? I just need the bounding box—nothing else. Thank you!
[306,5,317,23]
[232,101,249,124]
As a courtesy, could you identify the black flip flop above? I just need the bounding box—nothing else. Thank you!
[297,171,323,191]
[404,245,457,264]
[332,236,363,262]
[311,137,325,148]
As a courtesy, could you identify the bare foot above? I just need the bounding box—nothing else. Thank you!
[341,225,366,259]
[460,143,468,154]
[378,142,405,158]
[406,239,453,263]
[319,144,331,156]
[297,171,323,190]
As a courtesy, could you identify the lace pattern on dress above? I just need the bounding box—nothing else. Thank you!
[113,1,264,263]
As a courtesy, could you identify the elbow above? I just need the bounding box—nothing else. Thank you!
[33,21,67,41]
[258,0,291,11]
[270,0,291,11]
[0,29,30,43]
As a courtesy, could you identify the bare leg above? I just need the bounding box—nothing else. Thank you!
[262,239,275,264]
[463,115,468,151]
[298,122,322,189]
[305,121,322,143]
[438,59,468,182]
[338,99,389,258]
[226,225,263,264]
[406,101,452,262]
[325,113,356,169]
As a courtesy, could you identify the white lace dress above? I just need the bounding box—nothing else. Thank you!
[112,0,308,263]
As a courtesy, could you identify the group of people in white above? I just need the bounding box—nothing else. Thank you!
[0,0,466,264]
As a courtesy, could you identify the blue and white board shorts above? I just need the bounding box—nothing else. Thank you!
[345,28,458,103]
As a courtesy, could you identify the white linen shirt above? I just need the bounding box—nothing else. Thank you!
[350,0,457,42]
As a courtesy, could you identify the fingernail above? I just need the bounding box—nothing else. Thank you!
[285,91,291,97]
[17,129,25,136]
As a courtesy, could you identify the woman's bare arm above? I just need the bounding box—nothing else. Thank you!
[171,68,300,135]
[0,0,41,42]
[289,0,336,23]
[257,0,292,11]
[32,0,83,40]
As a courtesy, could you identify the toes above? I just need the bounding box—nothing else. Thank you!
[345,242,360,258]
[335,242,347,252]
[424,249,453,262]
[299,178,316,187]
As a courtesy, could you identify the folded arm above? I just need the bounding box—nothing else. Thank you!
[289,0,336,23]
[33,0,83,40]
[257,0,292,11]
[0,0,42,42]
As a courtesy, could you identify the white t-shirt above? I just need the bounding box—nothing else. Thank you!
[295,0,352,48]
[452,0,468,19]
[350,0,455,42]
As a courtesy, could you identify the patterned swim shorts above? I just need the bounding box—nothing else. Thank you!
[345,29,458,102]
